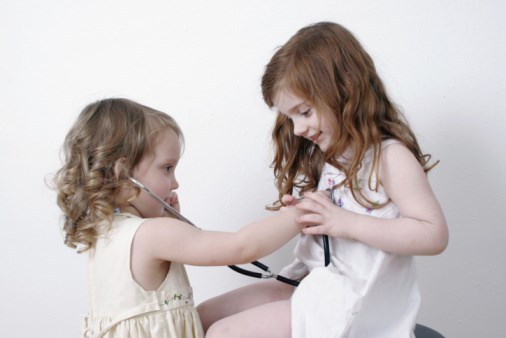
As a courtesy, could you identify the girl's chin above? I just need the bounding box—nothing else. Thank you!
[317,143,328,152]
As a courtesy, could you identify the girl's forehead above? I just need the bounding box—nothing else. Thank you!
[151,129,181,158]
[274,89,307,115]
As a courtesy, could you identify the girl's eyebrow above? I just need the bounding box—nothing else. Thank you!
[159,156,179,164]
[277,101,307,116]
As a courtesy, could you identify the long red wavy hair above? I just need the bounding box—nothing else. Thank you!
[261,22,436,209]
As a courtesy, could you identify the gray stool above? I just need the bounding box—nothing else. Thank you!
[415,323,444,338]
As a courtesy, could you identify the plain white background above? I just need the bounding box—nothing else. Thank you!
[1,0,505,337]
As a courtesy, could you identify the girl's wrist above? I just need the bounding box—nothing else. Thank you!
[343,212,360,240]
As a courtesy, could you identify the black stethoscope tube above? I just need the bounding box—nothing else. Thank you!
[228,260,301,287]
[323,235,331,266]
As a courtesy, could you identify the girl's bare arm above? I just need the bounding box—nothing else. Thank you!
[135,206,306,266]
[298,143,448,255]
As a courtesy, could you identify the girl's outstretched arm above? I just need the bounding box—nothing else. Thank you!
[133,206,306,267]
[297,143,448,255]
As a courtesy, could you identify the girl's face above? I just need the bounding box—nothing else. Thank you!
[273,89,332,152]
[129,128,181,218]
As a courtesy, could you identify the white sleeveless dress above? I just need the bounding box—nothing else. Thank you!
[82,213,204,338]
[282,140,420,338]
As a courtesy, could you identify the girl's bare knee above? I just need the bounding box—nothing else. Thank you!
[205,320,233,338]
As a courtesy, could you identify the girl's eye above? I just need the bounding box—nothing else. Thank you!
[300,108,311,116]
[164,165,173,173]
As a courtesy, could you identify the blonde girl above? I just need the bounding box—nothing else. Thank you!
[54,98,308,337]
[198,21,448,338]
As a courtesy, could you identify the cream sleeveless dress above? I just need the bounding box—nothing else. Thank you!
[82,213,204,338]
[282,140,420,338]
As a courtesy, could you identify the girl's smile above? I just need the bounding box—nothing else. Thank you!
[309,131,322,144]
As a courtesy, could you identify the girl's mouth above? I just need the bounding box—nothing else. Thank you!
[310,131,322,144]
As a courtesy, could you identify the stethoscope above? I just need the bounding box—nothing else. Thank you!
[128,177,332,287]
[322,187,336,267]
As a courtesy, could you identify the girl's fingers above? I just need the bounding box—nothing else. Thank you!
[296,213,324,226]
[169,192,180,212]
[303,191,333,207]
[302,225,326,235]
[296,198,325,214]
[281,194,297,206]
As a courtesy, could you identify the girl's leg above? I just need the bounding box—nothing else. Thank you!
[205,299,291,338]
[197,279,294,332]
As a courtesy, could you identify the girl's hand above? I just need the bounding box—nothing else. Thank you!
[280,194,298,211]
[169,191,180,213]
[295,191,356,239]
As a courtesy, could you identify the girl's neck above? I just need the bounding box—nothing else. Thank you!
[120,204,143,218]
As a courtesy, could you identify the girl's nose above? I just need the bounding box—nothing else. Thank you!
[292,119,307,137]
[172,178,179,191]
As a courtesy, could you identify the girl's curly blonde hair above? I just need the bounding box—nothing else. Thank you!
[54,98,183,252]
[261,22,437,209]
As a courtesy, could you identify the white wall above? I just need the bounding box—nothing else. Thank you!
[1,0,505,337]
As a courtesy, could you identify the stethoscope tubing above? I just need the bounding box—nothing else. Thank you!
[323,235,331,266]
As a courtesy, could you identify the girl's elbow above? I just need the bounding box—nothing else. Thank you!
[428,223,449,255]
[436,230,449,254]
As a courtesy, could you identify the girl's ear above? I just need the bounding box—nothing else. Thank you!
[114,158,128,179]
